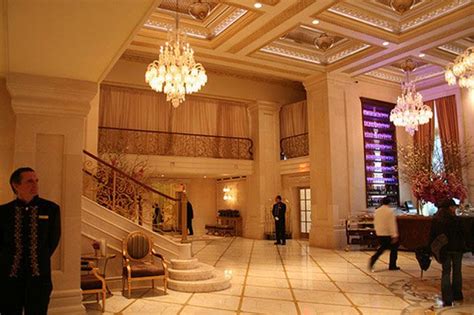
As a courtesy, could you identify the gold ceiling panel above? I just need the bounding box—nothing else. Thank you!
[125,0,473,83]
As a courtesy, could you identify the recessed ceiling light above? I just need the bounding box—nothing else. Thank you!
[312,19,320,25]
[419,53,426,58]
[382,41,390,46]
[254,2,262,9]
[161,174,164,177]
[203,175,207,178]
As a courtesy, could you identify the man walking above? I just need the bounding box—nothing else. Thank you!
[272,195,286,245]
[369,197,400,271]
[0,167,61,315]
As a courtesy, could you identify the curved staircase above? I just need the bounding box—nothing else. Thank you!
[167,258,231,292]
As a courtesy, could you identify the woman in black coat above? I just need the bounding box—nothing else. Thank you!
[429,199,465,307]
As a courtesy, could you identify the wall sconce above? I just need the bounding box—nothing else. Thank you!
[223,186,233,201]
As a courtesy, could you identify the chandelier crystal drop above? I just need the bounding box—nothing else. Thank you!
[390,62,432,136]
[445,46,474,90]
[145,1,207,108]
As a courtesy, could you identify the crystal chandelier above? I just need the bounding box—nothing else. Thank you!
[145,1,207,108]
[445,46,474,90]
[390,59,433,136]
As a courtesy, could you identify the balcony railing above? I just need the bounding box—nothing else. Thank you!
[99,127,253,160]
[280,133,309,160]
[82,150,191,242]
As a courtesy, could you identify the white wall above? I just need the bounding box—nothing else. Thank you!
[0,79,15,203]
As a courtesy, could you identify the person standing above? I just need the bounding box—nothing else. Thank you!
[369,197,400,271]
[429,199,465,307]
[187,201,194,236]
[272,195,286,245]
[0,167,61,315]
[152,203,162,232]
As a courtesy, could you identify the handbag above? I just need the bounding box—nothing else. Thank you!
[431,233,448,263]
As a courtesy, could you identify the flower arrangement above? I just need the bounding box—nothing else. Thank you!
[412,172,467,205]
[92,240,100,256]
[398,141,473,209]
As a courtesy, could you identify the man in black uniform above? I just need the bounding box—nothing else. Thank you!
[187,201,194,236]
[0,167,61,315]
[272,195,286,245]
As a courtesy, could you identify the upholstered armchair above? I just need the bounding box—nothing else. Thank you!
[81,260,106,312]
[122,231,168,297]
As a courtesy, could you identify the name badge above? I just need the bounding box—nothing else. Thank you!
[39,215,49,220]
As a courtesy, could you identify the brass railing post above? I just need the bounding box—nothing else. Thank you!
[180,192,188,243]
[112,170,117,212]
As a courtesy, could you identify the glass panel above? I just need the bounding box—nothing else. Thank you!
[300,201,306,210]
[306,200,311,210]
[300,189,305,199]
[301,222,306,233]
[307,213,311,222]
[306,223,311,233]
[300,212,306,221]
[306,189,311,199]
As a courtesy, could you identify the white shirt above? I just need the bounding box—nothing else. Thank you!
[373,205,398,238]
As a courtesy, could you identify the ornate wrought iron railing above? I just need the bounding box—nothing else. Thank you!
[98,127,253,160]
[82,150,191,242]
[280,133,309,159]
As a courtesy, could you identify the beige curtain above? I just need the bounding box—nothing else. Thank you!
[279,100,307,139]
[99,85,249,138]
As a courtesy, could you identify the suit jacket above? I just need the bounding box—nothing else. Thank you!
[272,202,286,220]
[0,196,61,281]
[187,201,194,220]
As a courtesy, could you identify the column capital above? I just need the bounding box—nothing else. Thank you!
[248,100,280,114]
[7,73,98,117]
[303,73,353,92]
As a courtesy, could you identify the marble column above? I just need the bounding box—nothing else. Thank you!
[304,74,353,249]
[460,88,474,203]
[246,101,281,239]
[7,73,98,314]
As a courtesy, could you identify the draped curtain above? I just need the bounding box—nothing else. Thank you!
[435,95,459,147]
[413,100,435,164]
[279,100,308,139]
[99,85,249,138]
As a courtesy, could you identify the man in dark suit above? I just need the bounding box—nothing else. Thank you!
[187,201,194,235]
[272,195,286,245]
[0,167,61,315]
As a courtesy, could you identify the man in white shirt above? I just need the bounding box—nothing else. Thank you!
[369,197,400,271]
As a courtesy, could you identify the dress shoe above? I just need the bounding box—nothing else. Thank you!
[388,266,401,271]
[274,241,281,245]
[281,242,286,245]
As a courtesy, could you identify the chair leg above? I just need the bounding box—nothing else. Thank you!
[96,293,99,303]
[102,289,106,312]
[128,280,131,298]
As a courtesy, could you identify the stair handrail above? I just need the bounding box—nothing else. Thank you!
[280,132,309,160]
[82,150,190,242]
[83,150,177,200]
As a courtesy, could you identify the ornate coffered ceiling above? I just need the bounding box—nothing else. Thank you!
[125,0,474,88]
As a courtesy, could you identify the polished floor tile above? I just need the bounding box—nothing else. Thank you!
[85,237,474,315]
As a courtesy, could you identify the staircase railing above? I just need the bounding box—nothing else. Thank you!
[280,132,309,160]
[98,126,253,160]
[82,150,190,242]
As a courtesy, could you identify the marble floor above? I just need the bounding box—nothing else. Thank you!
[84,237,474,314]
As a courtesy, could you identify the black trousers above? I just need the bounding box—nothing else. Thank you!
[370,236,398,269]
[0,278,52,315]
[187,218,193,235]
[275,219,286,244]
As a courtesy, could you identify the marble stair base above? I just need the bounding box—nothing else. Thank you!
[168,258,231,293]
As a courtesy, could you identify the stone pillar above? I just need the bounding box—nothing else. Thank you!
[246,101,281,239]
[304,74,352,249]
[460,88,474,203]
[7,73,98,314]
[85,88,100,155]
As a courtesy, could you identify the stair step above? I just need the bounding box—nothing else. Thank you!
[168,263,215,281]
[170,258,199,270]
[167,274,231,293]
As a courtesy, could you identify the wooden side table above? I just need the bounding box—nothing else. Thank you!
[81,253,116,294]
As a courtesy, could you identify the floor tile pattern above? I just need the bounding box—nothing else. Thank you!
[84,237,474,314]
